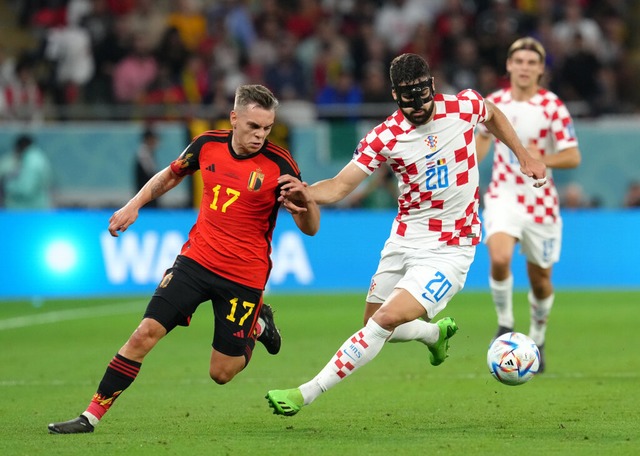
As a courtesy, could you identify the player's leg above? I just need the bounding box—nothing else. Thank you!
[526,262,554,372]
[266,247,471,415]
[208,277,263,384]
[48,255,206,434]
[521,221,561,373]
[257,302,281,355]
[48,315,173,434]
[486,232,518,338]
[364,245,434,345]
[267,288,423,416]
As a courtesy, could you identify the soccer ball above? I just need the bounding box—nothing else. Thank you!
[487,332,540,386]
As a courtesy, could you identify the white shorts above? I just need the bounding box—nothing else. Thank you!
[482,201,562,268]
[366,241,476,319]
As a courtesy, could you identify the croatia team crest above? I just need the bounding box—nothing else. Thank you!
[247,169,264,191]
[425,135,437,152]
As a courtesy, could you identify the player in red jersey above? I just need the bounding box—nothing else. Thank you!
[48,84,320,434]
[475,37,581,373]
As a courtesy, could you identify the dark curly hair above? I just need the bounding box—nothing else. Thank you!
[389,53,431,88]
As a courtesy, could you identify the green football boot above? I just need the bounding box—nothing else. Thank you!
[265,388,304,416]
[428,317,458,366]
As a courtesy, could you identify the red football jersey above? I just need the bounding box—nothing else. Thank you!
[170,130,301,289]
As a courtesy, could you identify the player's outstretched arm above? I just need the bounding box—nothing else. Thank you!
[108,167,185,237]
[308,162,368,205]
[483,100,547,186]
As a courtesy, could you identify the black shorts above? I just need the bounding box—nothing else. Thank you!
[143,255,263,357]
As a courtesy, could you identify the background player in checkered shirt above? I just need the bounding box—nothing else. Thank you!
[475,37,581,373]
[265,53,547,416]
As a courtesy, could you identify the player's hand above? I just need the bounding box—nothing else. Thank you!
[518,146,547,188]
[278,175,312,214]
[108,205,139,237]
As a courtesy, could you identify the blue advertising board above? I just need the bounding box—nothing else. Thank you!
[0,209,638,300]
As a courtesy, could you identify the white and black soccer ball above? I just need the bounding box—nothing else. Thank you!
[487,332,540,386]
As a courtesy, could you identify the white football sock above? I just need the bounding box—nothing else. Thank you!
[387,319,439,345]
[299,318,391,405]
[528,291,554,345]
[256,317,265,337]
[489,275,514,328]
[82,411,99,426]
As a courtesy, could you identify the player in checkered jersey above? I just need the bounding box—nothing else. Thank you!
[475,37,582,373]
[265,53,546,416]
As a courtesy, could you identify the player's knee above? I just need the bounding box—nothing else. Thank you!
[209,367,236,385]
[127,320,165,353]
[491,254,511,272]
[209,369,233,385]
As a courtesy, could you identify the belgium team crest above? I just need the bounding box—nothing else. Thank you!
[247,169,264,191]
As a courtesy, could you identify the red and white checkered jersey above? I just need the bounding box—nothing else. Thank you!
[478,87,578,224]
[352,90,488,247]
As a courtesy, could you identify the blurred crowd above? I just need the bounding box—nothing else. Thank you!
[0,0,638,123]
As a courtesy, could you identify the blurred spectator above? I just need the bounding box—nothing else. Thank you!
[400,21,442,67]
[315,69,362,114]
[263,33,309,100]
[0,134,52,209]
[181,54,211,105]
[44,21,95,106]
[307,19,354,95]
[285,0,325,41]
[348,20,391,84]
[142,63,187,112]
[552,31,602,117]
[374,0,435,53]
[552,0,605,61]
[2,0,639,119]
[112,34,158,103]
[134,126,159,208]
[443,36,481,92]
[155,27,190,83]
[476,0,524,70]
[560,182,590,209]
[207,0,257,58]
[166,0,207,52]
[1,55,44,122]
[0,45,16,87]
[623,181,640,208]
[81,0,115,55]
[246,14,282,79]
[477,63,502,95]
[361,61,390,104]
[85,15,132,104]
[126,0,169,50]
[18,0,67,29]
[433,0,475,62]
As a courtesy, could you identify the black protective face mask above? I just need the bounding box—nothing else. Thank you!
[393,78,434,110]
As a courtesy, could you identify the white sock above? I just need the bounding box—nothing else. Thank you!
[82,411,99,426]
[528,291,554,345]
[489,275,514,328]
[299,318,391,405]
[256,317,265,337]
[387,319,439,345]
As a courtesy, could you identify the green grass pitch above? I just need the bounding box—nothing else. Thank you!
[1,291,638,455]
